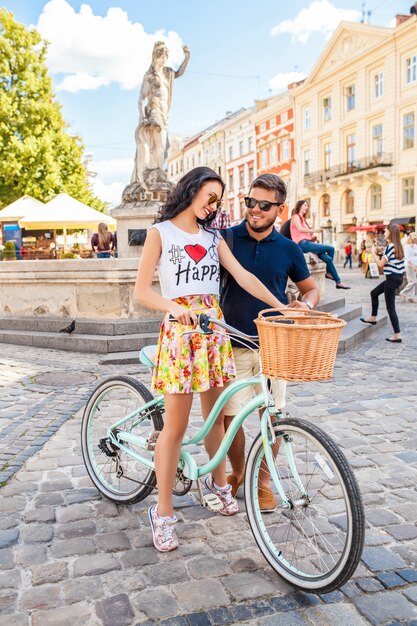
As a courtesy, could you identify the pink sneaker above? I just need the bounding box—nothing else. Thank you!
[148,505,178,552]
[204,476,239,516]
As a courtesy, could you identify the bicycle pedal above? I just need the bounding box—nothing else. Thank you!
[203,493,224,512]
[145,430,160,451]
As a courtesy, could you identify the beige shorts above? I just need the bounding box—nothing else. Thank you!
[224,347,287,416]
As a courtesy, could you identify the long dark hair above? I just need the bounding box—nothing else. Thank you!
[154,167,225,229]
[293,199,307,215]
[386,224,404,260]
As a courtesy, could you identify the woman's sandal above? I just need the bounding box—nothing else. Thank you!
[360,317,377,325]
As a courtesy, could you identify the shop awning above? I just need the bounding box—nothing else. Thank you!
[347,224,386,232]
[0,195,44,222]
[18,194,116,230]
[390,217,415,226]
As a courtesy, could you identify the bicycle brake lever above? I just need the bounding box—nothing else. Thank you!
[198,313,213,335]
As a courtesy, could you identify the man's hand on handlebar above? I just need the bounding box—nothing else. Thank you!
[288,301,311,310]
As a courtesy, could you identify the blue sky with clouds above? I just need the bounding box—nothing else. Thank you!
[8,0,409,204]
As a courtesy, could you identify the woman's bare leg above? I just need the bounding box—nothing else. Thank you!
[154,393,192,517]
[200,386,228,487]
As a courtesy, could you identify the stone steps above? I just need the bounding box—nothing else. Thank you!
[0,295,386,357]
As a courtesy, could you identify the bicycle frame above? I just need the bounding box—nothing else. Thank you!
[104,372,302,509]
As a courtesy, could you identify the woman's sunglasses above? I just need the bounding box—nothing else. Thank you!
[244,196,282,212]
[208,193,223,211]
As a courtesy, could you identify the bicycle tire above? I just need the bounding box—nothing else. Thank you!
[244,418,364,593]
[81,376,164,504]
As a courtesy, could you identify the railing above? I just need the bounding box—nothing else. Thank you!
[304,153,393,185]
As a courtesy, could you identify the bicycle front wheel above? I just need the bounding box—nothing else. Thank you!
[245,418,364,593]
[81,376,164,504]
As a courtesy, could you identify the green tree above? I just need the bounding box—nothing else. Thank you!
[0,9,106,210]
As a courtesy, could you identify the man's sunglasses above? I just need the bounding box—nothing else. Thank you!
[244,196,282,212]
[208,193,223,211]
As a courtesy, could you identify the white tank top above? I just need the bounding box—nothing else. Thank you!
[149,221,220,299]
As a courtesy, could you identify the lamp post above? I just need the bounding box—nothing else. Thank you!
[352,215,358,226]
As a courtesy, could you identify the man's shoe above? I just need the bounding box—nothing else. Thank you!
[227,474,244,498]
[258,485,277,513]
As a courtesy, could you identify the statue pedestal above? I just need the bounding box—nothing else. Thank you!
[111,184,170,258]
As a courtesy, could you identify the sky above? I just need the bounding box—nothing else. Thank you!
[7,0,412,205]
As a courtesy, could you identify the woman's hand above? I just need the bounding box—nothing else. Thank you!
[288,300,310,309]
[168,303,197,327]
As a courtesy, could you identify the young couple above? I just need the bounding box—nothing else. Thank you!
[135,167,319,552]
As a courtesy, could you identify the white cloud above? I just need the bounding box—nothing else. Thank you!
[91,178,125,207]
[271,0,361,44]
[269,71,307,92]
[36,0,185,92]
[90,158,133,206]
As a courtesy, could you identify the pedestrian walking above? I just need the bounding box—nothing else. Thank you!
[134,166,286,552]
[221,174,319,511]
[399,232,417,302]
[360,224,405,342]
[344,240,353,269]
[290,200,350,289]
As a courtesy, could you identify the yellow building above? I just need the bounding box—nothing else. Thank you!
[293,14,417,251]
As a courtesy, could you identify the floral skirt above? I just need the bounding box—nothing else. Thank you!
[152,294,236,395]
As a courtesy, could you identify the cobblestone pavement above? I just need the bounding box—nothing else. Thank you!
[0,268,416,625]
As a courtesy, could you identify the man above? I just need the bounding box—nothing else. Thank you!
[221,173,320,512]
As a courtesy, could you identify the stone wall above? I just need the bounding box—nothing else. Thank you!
[0,257,325,319]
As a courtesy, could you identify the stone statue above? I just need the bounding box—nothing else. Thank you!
[131,40,190,190]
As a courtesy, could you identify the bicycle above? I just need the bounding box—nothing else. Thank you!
[81,313,365,593]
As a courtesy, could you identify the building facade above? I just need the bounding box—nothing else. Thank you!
[223,108,255,220]
[293,16,417,249]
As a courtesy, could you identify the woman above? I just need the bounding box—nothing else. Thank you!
[399,232,417,302]
[360,224,405,342]
[91,223,115,258]
[134,167,286,552]
[290,200,350,289]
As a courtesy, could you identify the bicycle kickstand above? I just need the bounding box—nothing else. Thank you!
[196,478,224,513]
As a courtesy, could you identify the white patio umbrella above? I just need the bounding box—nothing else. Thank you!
[18,193,116,251]
[0,195,44,222]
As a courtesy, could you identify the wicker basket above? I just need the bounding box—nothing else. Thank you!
[254,308,346,382]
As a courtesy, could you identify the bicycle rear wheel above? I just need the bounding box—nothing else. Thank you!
[81,376,164,504]
[245,418,364,593]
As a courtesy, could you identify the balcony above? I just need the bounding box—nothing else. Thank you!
[304,153,393,188]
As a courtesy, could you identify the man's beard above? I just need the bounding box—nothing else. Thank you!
[246,214,276,233]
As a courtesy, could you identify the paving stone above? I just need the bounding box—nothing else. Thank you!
[95,593,135,626]
[229,604,254,622]
[361,547,408,572]
[133,588,180,619]
[31,602,93,626]
[21,525,53,543]
[55,503,94,523]
[319,590,345,603]
[0,528,19,548]
[24,508,56,523]
[55,520,96,539]
[15,544,46,566]
[188,556,231,578]
[354,591,417,625]
[303,603,369,625]
[0,496,25,513]
[222,572,275,601]
[31,562,68,586]
[21,584,61,610]
[52,537,95,558]
[160,618,189,626]
[366,509,401,526]
[0,588,17,610]
[73,553,121,577]
[399,570,417,583]
[250,600,275,617]
[174,579,230,612]
[269,595,300,611]
[62,577,104,604]
[292,592,321,607]
[95,531,131,552]
[186,613,211,626]
[404,587,417,604]
[0,614,28,626]
[0,513,20,530]
[377,571,409,589]
[120,547,159,568]
[0,569,20,589]
[385,524,417,541]
[260,610,311,625]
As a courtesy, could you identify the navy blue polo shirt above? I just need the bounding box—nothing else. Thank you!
[221,220,310,342]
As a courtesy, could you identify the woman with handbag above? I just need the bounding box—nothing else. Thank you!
[290,200,350,289]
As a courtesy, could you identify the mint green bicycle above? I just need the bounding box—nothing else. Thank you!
[81,314,364,593]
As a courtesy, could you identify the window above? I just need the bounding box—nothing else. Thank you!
[406,54,417,84]
[186,158,189,171]
[170,165,173,176]
[402,177,415,205]
[346,85,355,111]
[270,117,276,128]
[304,107,311,130]
[228,172,234,191]
[372,124,383,157]
[192,154,195,168]
[370,184,382,210]
[270,144,277,164]
[218,142,222,156]
[260,122,266,133]
[321,193,330,217]
[304,149,311,176]
[228,146,233,161]
[248,136,253,152]
[238,169,244,188]
[249,165,254,181]
[239,141,244,156]
[281,112,288,123]
[261,149,267,168]
[403,113,415,149]
[324,143,332,171]
[198,151,201,164]
[374,71,383,98]
[323,97,331,121]
[345,189,354,214]
[347,133,356,168]
[282,140,290,161]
